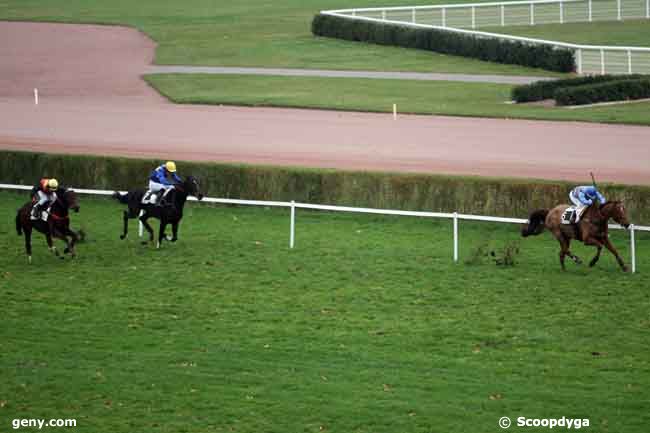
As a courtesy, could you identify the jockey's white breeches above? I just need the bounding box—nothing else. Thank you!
[149,180,174,193]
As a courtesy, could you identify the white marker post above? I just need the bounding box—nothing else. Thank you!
[34,88,39,105]
[393,103,397,120]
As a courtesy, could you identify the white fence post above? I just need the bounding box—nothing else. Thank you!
[530,3,535,25]
[600,49,605,75]
[628,50,633,73]
[472,6,476,29]
[617,0,622,20]
[500,4,505,26]
[647,0,650,18]
[588,0,593,21]
[560,1,564,24]
[138,209,144,237]
[453,212,459,262]
[576,49,582,74]
[382,10,386,20]
[442,7,447,27]
[631,224,636,273]
[290,200,295,249]
[412,8,416,23]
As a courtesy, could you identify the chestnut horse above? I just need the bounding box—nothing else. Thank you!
[521,201,630,272]
[15,188,81,263]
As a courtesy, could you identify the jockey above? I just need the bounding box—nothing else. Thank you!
[569,185,606,223]
[148,161,182,205]
[31,178,59,219]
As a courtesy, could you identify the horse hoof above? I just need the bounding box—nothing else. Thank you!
[64,248,70,254]
[141,241,148,246]
[165,235,173,241]
[59,256,65,260]
[171,237,177,243]
[120,235,127,240]
[623,266,630,273]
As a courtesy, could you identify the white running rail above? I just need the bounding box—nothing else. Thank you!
[2,183,647,273]
[321,0,650,74]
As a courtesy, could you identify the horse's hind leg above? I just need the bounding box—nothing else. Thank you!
[171,221,179,242]
[121,210,132,240]
[564,237,581,264]
[589,245,603,268]
[140,214,155,245]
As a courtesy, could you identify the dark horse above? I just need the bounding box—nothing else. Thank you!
[112,176,203,248]
[521,201,630,272]
[15,188,81,263]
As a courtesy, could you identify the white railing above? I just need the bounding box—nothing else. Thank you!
[322,0,650,74]
[2,183,647,273]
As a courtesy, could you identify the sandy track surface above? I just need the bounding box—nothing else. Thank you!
[1,21,649,185]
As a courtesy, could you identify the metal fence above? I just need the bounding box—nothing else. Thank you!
[2,183,647,273]
[322,0,650,74]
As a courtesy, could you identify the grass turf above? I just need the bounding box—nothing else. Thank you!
[145,74,650,125]
[1,190,649,432]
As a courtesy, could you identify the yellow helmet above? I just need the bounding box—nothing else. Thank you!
[47,178,59,191]
[165,161,177,173]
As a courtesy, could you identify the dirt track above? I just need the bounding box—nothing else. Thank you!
[1,21,649,185]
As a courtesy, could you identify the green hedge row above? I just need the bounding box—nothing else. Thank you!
[511,74,644,103]
[311,14,575,73]
[555,77,650,106]
[2,150,649,223]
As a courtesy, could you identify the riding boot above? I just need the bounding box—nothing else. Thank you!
[31,204,42,220]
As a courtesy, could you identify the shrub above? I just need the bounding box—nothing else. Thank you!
[312,14,575,73]
[554,77,650,106]
[512,74,644,102]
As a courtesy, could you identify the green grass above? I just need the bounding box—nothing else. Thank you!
[145,74,650,125]
[491,19,650,46]
[2,190,650,433]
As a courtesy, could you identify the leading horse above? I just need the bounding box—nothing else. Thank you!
[15,188,81,263]
[112,176,203,248]
[521,201,630,272]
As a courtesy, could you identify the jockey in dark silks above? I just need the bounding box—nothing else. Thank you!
[148,161,182,205]
[30,178,59,220]
[569,185,606,223]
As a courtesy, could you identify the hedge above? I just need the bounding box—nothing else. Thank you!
[312,13,575,73]
[2,150,649,223]
[554,77,650,106]
[511,74,644,103]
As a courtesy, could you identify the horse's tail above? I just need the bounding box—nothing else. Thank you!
[521,209,549,237]
[16,210,23,236]
[112,191,129,204]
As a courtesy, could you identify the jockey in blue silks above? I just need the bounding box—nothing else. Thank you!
[569,185,606,223]
[148,161,181,205]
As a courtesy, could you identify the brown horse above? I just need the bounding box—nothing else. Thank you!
[521,201,630,272]
[15,188,81,263]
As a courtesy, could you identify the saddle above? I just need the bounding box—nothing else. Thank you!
[141,190,158,205]
[30,207,50,222]
[561,206,580,225]
[142,190,174,207]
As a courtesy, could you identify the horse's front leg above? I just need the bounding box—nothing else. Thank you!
[157,220,168,249]
[603,237,629,272]
[583,235,604,269]
[24,227,33,263]
[45,232,59,257]
[171,221,179,242]
[63,227,79,258]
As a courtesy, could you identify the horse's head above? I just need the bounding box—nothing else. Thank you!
[183,176,204,201]
[601,201,630,229]
[60,188,80,213]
